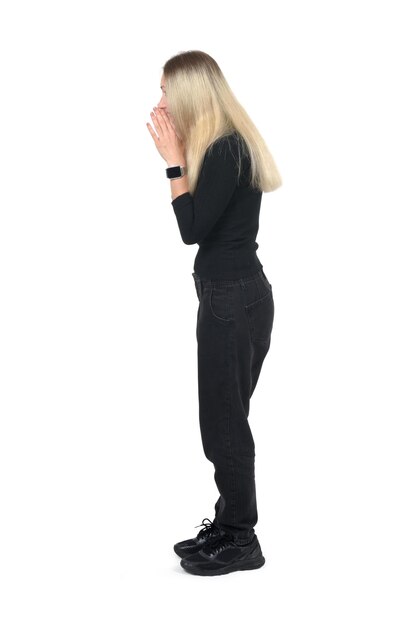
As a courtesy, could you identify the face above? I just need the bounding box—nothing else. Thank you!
[157,74,171,119]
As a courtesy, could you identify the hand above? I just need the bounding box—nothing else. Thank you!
[146,107,186,166]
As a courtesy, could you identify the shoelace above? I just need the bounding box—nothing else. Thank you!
[194,517,220,540]
[203,532,236,557]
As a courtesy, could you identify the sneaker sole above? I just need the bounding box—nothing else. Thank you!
[180,554,266,576]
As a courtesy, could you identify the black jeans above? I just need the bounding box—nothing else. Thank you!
[192,267,274,545]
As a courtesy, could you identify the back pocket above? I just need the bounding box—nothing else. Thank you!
[244,290,274,343]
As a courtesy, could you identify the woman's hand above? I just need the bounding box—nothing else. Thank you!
[146,107,186,166]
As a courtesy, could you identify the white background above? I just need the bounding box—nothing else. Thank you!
[1,1,416,624]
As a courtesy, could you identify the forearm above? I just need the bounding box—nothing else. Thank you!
[170,134,240,244]
[169,173,189,201]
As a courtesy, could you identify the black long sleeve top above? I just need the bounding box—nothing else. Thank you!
[171,131,264,281]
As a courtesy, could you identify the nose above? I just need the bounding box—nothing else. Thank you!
[157,93,168,111]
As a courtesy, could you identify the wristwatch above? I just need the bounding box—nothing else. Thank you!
[166,165,187,180]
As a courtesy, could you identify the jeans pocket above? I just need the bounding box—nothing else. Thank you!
[209,285,234,324]
[244,290,274,343]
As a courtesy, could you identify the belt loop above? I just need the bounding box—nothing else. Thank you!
[239,278,246,290]
[193,272,202,300]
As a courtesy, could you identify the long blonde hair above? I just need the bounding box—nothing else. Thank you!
[162,50,282,195]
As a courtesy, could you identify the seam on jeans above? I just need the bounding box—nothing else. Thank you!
[226,327,237,526]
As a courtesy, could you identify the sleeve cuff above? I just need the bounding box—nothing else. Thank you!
[171,191,192,208]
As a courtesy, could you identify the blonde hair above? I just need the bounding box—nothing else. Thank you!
[162,50,282,195]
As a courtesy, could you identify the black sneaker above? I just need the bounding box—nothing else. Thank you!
[173,518,223,558]
[180,531,265,576]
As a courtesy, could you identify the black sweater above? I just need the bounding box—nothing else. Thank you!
[171,131,264,280]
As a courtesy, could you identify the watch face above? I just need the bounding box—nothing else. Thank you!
[167,166,182,178]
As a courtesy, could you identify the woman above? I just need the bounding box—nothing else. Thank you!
[146,50,282,576]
